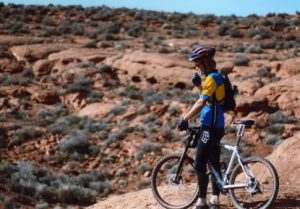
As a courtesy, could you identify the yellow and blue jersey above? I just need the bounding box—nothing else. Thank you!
[199,71,225,128]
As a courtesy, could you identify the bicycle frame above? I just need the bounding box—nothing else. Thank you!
[208,124,253,190]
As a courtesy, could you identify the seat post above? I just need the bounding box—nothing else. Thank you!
[236,124,245,146]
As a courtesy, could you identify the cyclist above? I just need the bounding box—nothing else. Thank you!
[178,46,225,209]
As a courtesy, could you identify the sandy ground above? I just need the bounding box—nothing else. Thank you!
[86,184,300,209]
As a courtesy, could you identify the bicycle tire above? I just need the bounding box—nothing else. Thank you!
[228,156,279,209]
[151,153,198,209]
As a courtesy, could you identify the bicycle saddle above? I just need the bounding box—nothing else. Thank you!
[233,120,255,127]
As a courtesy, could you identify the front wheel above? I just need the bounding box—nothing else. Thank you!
[151,153,198,209]
[229,156,279,209]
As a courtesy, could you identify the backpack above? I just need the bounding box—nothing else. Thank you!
[220,73,238,112]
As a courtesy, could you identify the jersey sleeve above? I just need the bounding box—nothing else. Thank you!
[200,76,217,102]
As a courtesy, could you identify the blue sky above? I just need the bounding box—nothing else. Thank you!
[2,0,300,16]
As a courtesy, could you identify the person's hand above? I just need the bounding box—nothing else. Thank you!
[178,118,189,131]
[192,73,202,87]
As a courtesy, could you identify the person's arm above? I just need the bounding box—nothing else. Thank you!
[183,97,206,121]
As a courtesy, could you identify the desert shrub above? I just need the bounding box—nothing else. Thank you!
[141,143,162,154]
[84,41,97,48]
[12,127,43,146]
[86,91,102,103]
[197,14,217,26]
[230,44,246,53]
[100,128,133,147]
[233,53,250,66]
[9,20,29,34]
[42,16,56,26]
[228,28,244,38]
[292,18,300,26]
[0,76,20,86]
[50,115,108,135]
[266,124,285,134]
[178,90,198,104]
[263,134,282,145]
[76,61,95,68]
[36,201,49,209]
[71,23,84,35]
[218,23,230,36]
[247,28,272,39]
[109,106,126,116]
[93,7,114,21]
[64,76,92,94]
[119,86,143,100]
[272,18,290,29]
[269,110,297,124]
[161,126,180,141]
[51,105,67,117]
[58,20,72,34]
[257,66,275,78]
[56,184,97,204]
[115,168,128,177]
[168,105,181,116]
[261,41,277,49]
[136,163,152,174]
[58,130,91,154]
[127,22,145,37]
[258,18,273,26]
[37,108,51,119]
[0,161,113,204]
[245,44,263,53]
[143,90,164,106]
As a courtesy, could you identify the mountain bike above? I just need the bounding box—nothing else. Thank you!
[151,120,279,209]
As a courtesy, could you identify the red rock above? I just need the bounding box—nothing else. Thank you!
[266,132,300,185]
[235,96,268,115]
[0,58,23,73]
[10,43,81,63]
[32,59,56,76]
[32,89,60,104]
[77,102,115,119]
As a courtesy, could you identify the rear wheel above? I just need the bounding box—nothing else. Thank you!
[151,153,198,209]
[229,156,279,209]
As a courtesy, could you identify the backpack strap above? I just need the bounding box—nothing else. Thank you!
[211,92,218,130]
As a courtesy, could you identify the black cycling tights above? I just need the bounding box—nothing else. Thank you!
[194,128,224,198]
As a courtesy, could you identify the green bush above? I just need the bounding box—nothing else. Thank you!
[269,110,297,124]
[58,130,91,154]
[266,124,284,134]
[12,127,43,146]
[127,22,145,37]
[263,135,282,145]
[141,143,162,154]
[136,163,152,174]
[247,28,272,39]
[245,44,263,53]
[234,53,250,66]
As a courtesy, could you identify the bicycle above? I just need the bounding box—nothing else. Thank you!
[151,120,279,209]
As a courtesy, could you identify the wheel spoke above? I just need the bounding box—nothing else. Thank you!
[151,154,198,208]
[229,157,279,209]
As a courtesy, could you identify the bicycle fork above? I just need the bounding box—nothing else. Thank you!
[173,137,192,183]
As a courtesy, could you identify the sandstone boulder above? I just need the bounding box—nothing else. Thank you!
[0,35,45,46]
[10,43,81,63]
[33,59,56,76]
[0,58,23,73]
[106,50,192,89]
[235,96,268,115]
[77,103,115,119]
[266,132,300,185]
[255,75,300,119]
[31,89,60,105]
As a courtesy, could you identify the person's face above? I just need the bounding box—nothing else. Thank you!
[194,60,206,74]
